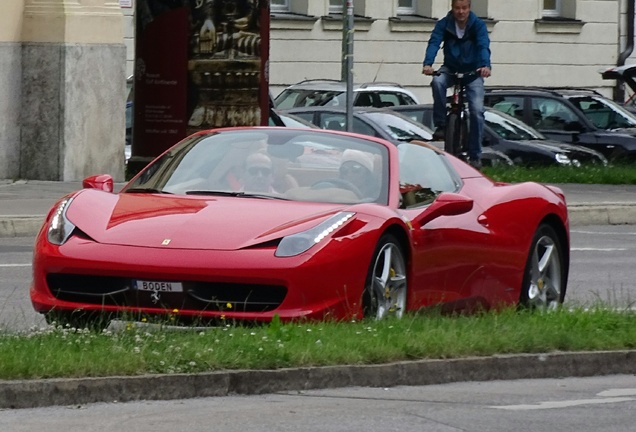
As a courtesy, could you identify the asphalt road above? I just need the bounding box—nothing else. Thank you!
[1,375,635,431]
[1,224,635,332]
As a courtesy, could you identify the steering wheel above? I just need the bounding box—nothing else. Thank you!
[311,178,362,198]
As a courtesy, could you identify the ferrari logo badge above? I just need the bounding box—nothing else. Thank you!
[151,291,160,304]
[162,239,171,245]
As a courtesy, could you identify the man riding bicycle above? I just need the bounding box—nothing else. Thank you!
[422,0,491,169]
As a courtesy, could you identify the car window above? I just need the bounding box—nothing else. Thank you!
[291,112,314,123]
[364,111,433,142]
[487,96,525,122]
[319,114,346,131]
[484,109,543,140]
[318,113,377,136]
[275,90,344,109]
[377,92,402,107]
[397,143,458,208]
[128,129,390,205]
[354,92,375,107]
[568,96,636,129]
[530,98,578,131]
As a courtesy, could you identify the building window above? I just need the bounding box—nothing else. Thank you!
[270,0,289,13]
[397,0,415,15]
[329,0,343,14]
[543,0,562,17]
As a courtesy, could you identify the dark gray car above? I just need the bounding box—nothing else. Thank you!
[283,106,514,167]
[483,87,636,163]
[390,104,608,167]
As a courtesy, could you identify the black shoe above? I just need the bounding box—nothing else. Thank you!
[468,158,482,170]
[432,127,445,141]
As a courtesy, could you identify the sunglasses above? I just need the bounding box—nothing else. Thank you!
[247,166,272,176]
[339,163,365,175]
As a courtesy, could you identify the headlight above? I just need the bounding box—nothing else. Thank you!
[275,212,355,257]
[555,153,573,166]
[47,198,76,245]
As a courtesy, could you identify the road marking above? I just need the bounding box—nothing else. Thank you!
[0,264,31,268]
[571,248,628,251]
[491,397,635,410]
[571,230,636,236]
[598,389,636,397]
[492,388,636,411]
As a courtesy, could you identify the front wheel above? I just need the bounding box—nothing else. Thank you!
[519,224,567,311]
[362,234,408,319]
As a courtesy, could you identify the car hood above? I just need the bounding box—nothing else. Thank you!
[513,139,605,159]
[65,190,353,251]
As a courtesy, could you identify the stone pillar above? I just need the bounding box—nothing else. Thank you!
[0,1,24,180]
[21,0,126,181]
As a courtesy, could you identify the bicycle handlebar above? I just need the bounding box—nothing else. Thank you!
[431,69,481,78]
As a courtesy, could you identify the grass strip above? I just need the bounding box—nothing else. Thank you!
[1,307,634,380]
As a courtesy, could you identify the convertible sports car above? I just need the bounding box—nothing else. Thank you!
[31,127,570,328]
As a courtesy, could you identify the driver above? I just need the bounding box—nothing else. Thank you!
[339,149,378,199]
[242,151,278,193]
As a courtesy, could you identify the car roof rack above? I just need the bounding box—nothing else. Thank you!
[293,79,344,85]
[359,81,405,88]
[485,86,604,97]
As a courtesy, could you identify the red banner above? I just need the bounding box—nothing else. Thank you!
[132,0,270,163]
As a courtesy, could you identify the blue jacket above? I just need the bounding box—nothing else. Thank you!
[423,11,491,73]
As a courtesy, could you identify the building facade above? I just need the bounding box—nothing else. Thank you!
[0,0,126,182]
[268,0,632,101]
[2,0,636,180]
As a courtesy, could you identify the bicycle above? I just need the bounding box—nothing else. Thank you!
[432,70,479,161]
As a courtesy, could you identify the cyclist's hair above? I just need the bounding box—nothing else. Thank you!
[452,0,471,5]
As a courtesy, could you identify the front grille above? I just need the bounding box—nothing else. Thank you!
[46,274,287,312]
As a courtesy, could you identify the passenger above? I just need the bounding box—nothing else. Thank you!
[339,149,378,199]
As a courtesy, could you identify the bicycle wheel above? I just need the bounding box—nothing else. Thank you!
[444,113,461,155]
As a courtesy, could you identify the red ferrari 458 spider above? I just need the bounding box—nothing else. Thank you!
[31,127,569,328]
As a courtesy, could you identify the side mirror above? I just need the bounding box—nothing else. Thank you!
[82,174,114,192]
[412,192,473,227]
[564,121,584,132]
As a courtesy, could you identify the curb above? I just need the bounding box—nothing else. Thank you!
[0,217,43,238]
[1,350,635,409]
[567,204,636,226]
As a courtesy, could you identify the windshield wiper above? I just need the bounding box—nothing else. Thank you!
[185,190,289,200]
[125,188,173,194]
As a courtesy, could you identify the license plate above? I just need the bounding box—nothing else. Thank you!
[134,280,183,293]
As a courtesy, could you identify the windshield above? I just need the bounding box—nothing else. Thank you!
[568,95,636,129]
[275,89,344,109]
[484,109,544,140]
[364,112,433,142]
[124,128,390,205]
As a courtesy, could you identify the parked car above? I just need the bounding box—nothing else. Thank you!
[389,104,608,167]
[283,106,513,167]
[268,109,317,128]
[599,64,636,114]
[483,87,636,163]
[274,79,419,109]
[31,127,569,328]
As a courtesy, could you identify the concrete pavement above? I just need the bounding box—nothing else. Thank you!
[1,179,636,410]
[1,180,636,238]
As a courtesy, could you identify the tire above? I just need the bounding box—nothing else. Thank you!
[519,224,567,311]
[459,115,469,156]
[444,112,460,155]
[45,310,112,332]
[362,234,407,319]
[444,113,468,157]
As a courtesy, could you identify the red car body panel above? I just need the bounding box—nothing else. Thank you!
[30,128,569,323]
